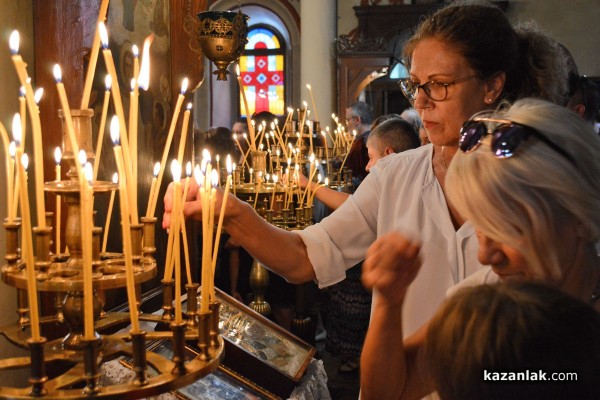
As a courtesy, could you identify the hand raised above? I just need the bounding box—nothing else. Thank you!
[362,232,422,305]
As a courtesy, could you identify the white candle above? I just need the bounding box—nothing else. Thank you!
[99,23,137,223]
[111,122,140,333]
[171,161,183,324]
[93,75,112,181]
[16,152,40,340]
[54,147,62,254]
[148,78,188,219]
[11,31,46,228]
[102,172,118,253]
[145,162,160,218]
[81,161,95,339]
[81,0,110,109]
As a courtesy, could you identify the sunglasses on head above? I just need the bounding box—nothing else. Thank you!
[458,117,575,164]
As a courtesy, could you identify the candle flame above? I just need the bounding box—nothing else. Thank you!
[130,78,136,91]
[186,102,192,110]
[34,88,43,104]
[317,173,322,182]
[53,64,62,82]
[8,142,16,158]
[132,45,139,58]
[202,148,211,164]
[9,31,20,54]
[110,115,120,144]
[181,77,189,94]
[99,22,109,49]
[171,159,181,183]
[270,122,275,129]
[194,165,203,187]
[11,114,22,145]
[112,172,119,184]
[186,161,192,177]
[78,149,87,167]
[325,177,329,186]
[54,147,62,164]
[138,35,153,90]
[287,107,293,113]
[303,101,308,108]
[84,162,93,184]
[105,74,112,91]
[232,163,236,171]
[321,131,326,137]
[211,169,219,187]
[216,154,220,163]
[309,153,315,162]
[273,174,279,183]
[153,162,160,177]
[306,84,311,90]
[235,64,240,76]
[21,153,29,170]
[19,86,25,97]
[226,155,232,173]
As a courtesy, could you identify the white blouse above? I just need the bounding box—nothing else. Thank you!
[294,144,485,336]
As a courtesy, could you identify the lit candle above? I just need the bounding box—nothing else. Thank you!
[10,142,19,221]
[81,0,110,109]
[111,120,140,333]
[207,170,218,302]
[236,64,256,150]
[212,156,232,276]
[81,160,95,339]
[232,163,237,196]
[171,160,183,324]
[148,77,188,219]
[322,130,330,178]
[270,174,279,211]
[181,162,193,285]
[99,23,137,223]
[93,75,112,181]
[53,64,83,183]
[11,31,46,228]
[16,151,40,340]
[19,86,26,148]
[306,84,320,123]
[102,172,118,253]
[145,162,160,218]
[0,123,12,220]
[176,102,192,166]
[54,147,62,254]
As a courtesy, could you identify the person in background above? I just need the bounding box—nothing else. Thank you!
[344,101,374,187]
[566,75,600,131]
[163,2,568,387]
[300,117,419,372]
[424,282,600,400]
[299,117,419,210]
[361,98,600,399]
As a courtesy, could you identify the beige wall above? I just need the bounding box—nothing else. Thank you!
[507,0,600,76]
[337,0,600,75]
[0,0,34,385]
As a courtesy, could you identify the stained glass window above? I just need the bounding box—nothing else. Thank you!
[239,26,285,117]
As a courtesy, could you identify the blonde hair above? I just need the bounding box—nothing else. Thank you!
[446,98,600,282]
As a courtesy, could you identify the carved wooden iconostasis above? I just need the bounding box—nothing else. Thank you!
[33,0,207,314]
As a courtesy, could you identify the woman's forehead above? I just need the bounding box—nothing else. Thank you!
[410,38,471,78]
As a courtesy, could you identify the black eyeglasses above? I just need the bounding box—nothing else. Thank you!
[459,118,575,163]
[398,75,479,102]
[346,116,358,124]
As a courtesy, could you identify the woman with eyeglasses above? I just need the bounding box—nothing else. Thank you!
[360,98,600,399]
[163,0,566,371]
